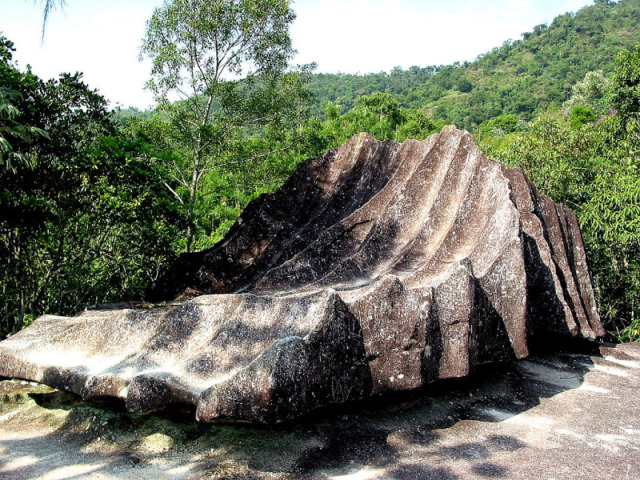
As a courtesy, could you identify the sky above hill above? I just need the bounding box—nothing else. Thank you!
[0,0,594,109]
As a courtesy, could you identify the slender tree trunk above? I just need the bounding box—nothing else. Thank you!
[185,194,195,253]
[186,218,193,253]
[186,152,200,253]
[17,291,24,334]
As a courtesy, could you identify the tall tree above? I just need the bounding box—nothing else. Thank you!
[141,0,311,252]
[0,38,48,170]
[1,33,179,335]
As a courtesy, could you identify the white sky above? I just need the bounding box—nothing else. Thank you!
[0,0,594,110]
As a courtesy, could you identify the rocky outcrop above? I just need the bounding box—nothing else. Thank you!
[0,127,604,423]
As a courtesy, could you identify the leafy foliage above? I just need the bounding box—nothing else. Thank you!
[610,42,640,119]
[562,70,612,116]
[140,0,312,252]
[3,1,640,345]
[0,37,49,170]
[301,92,443,158]
[0,34,179,336]
[480,45,640,341]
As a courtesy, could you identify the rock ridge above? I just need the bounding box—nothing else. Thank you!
[0,126,604,422]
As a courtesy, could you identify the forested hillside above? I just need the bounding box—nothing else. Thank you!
[308,0,640,128]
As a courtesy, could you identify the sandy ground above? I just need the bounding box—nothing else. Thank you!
[0,343,638,480]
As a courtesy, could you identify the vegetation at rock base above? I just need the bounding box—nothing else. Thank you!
[1,0,640,342]
[478,44,640,342]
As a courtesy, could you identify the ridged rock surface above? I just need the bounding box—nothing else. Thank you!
[0,127,604,423]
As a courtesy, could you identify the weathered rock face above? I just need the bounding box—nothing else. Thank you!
[0,127,604,423]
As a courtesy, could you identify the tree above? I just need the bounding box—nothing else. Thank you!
[0,33,179,335]
[569,105,597,129]
[563,70,612,116]
[481,43,640,341]
[299,92,443,159]
[477,114,523,135]
[0,38,48,170]
[609,43,640,120]
[140,0,311,252]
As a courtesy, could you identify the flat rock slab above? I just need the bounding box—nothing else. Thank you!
[0,343,638,479]
[0,127,604,422]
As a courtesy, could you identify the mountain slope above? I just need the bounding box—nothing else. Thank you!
[308,0,640,128]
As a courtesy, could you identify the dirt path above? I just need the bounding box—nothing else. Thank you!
[1,343,639,479]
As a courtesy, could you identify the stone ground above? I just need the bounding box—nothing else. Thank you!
[0,343,638,480]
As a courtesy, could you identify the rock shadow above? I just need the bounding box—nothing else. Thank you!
[254,350,593,477]
[0,351,594,480]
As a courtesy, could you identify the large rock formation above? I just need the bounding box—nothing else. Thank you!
[0,127,604,423]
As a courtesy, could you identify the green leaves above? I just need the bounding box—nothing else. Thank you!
[142,0,296,100]
[563,70,612,116]
[569,106,597,129]
[0,79,49,171]
[140,0,310,252]
[0,33,179,336]
[301,92,443,156]
[307,0,640,129]
[609,43,640,120]
[477,49,640,341]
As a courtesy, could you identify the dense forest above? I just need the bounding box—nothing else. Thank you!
[308,0,640,128]
[1,0,639,342]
